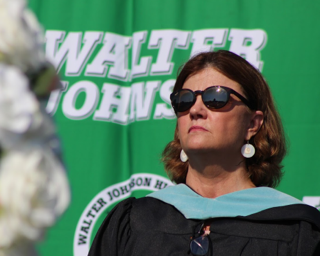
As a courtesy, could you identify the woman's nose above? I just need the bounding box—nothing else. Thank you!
[189,95,208,119]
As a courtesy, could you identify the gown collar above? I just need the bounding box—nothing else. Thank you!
[148,184,304,219]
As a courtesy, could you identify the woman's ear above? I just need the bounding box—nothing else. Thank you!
[245,110,264,140]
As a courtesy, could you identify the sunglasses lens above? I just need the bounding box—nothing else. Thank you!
[172,90,195,112]
[203,87,229,109]
[190,236,209,255]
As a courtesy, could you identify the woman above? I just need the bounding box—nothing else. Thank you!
[89,50,320,256]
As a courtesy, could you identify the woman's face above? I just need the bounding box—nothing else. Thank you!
[177,67,258,159]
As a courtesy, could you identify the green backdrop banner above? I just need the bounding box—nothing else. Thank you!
[27,1,320,255]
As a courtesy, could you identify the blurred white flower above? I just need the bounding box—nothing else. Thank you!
[0,241,38,256]
[0,0,46,72]
[0,147,70,248]
[0,65,42,147]
[0,65,70,255]
[0,0,70,255]
[0,64,58,150]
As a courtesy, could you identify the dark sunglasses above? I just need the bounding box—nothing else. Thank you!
[170,86,253,113]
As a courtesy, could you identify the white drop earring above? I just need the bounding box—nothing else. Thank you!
[180,149,188,162]
[241,141,255,158]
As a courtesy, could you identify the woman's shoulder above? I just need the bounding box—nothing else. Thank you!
[111,196,179,216]
[243,203,320,229]
[98,196,191,227]
[88,196,193,255]
[129,196,195,233]
[88,197,166,256]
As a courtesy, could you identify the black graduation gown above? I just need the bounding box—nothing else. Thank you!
[88,197,320,256]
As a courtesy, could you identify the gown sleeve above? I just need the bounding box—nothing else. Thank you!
[88,197,135,256]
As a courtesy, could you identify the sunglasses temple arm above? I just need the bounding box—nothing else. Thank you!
[232,91,254,110]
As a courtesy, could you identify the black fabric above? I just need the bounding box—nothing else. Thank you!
[88,197,320,256]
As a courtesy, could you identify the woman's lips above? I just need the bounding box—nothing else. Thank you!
[188,126,208,133]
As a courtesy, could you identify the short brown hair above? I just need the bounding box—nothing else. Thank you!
[162,50,286,188]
